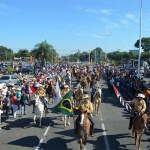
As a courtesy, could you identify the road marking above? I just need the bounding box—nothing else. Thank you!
[35,123,51,150]
[101,123,110,150]
[99,109,110,150]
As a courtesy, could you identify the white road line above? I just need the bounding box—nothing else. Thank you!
[101,123,110,150]
[35,123,51,150]
[99,109,110,150]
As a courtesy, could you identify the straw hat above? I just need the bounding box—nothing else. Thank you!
[136,93,145,99]
[16,88,21,91]
[64,85,69,88]
[83,94,89,99]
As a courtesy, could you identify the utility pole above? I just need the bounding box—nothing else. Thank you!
[78,49,80,62]
[6,50,7,62]
[89,50,90,65]
[137,0,142,78]
[99,32,111,62]
[95,49,96,64]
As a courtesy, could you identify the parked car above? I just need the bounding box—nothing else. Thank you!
[22,66,33,74]
[0,75,18,86]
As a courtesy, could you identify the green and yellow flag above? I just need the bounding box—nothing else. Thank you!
[52,91,72,115]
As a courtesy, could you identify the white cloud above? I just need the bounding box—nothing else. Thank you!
[0,4,15,10]
[121,19,130,25]
[126,13,135,19]
[100,9,115,15]
[100,17,119,28]
[77,6,115,15]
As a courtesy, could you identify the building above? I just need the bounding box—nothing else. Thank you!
[129,49,139,55]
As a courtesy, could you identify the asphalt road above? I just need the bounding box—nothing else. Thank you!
[0,75,149,150]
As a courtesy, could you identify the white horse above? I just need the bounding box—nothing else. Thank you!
[93,88,102,115]
[34,95,47,126]
[61,115,71,128]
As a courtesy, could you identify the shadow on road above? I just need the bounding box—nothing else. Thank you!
[8,135,39,148]
[2,117,53,130]
[89,133,131,150]
[41,137,73,150]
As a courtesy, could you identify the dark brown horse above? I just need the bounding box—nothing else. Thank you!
[132,112,148,150]
[46,83,55,101]
[78,113,90,150]
[80,78,87,91]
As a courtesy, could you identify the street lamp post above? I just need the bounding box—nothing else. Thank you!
[137,0,143,78]
[89,50,91,65]
[99,33,111,62]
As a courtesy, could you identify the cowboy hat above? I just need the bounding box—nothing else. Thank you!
[136,93,145,99]
[83,94,89,99]
[39,84,43,87]
[16,88,21,91]
[64,85,69,88]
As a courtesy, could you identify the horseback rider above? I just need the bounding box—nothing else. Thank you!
[125,93,147,130]
[61,85,70,97]
[74,94,94,137]
[35,84,49,113]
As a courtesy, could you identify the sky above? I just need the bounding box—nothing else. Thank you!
[0,0,150,56]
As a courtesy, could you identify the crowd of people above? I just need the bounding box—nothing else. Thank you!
[105,66,150,111]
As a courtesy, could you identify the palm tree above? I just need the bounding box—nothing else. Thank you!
[31,41,57,66]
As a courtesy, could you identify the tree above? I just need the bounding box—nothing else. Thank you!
[0,46,14,61]
[141,52,150,65]
[15,49,30,58]
[134,37,150,52]
[90,47,105,63]
[30,41,57,65]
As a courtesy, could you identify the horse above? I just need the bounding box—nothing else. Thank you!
[93,88,102,115]
[132,112,148,150]
[73,87,83,107]
[87,74,91,88]
[78,113,90,150]
[33,95,47,126]
[46,83,55,102]
[80,79,87,91]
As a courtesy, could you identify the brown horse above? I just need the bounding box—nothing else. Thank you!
[74,88,83,107]
[93,88,102,115]
[46,83,55,102]
[87,74,91,88]
[80,79,87,91]
[78,113,90,150]
[132,112,148,150]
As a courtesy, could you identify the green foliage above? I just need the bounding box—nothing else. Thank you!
[141,51,150,64]
[30,41,57,65]
[15,49,30,58]
[66,47,105,62]
[0,46,14,61]
[107,51,138,65]
[6,66,14,72]
[134,37,150,52]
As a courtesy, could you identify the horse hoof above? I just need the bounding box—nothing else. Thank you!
[67,123,70,126]
[64,125,66,128]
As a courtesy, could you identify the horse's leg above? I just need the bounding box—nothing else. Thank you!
[67,115,70,126]
[34,107,37,124]
[64,115,66,128]
[61,114,64,121]
[80,138,83,150]
[135,131,137,145]
[97,100,100,114]
[39,111,43,127]
[138,133,143,150]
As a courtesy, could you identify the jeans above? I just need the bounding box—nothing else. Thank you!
[41,97,48,109]
[21,104,26,115]
[12,104,18,118]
